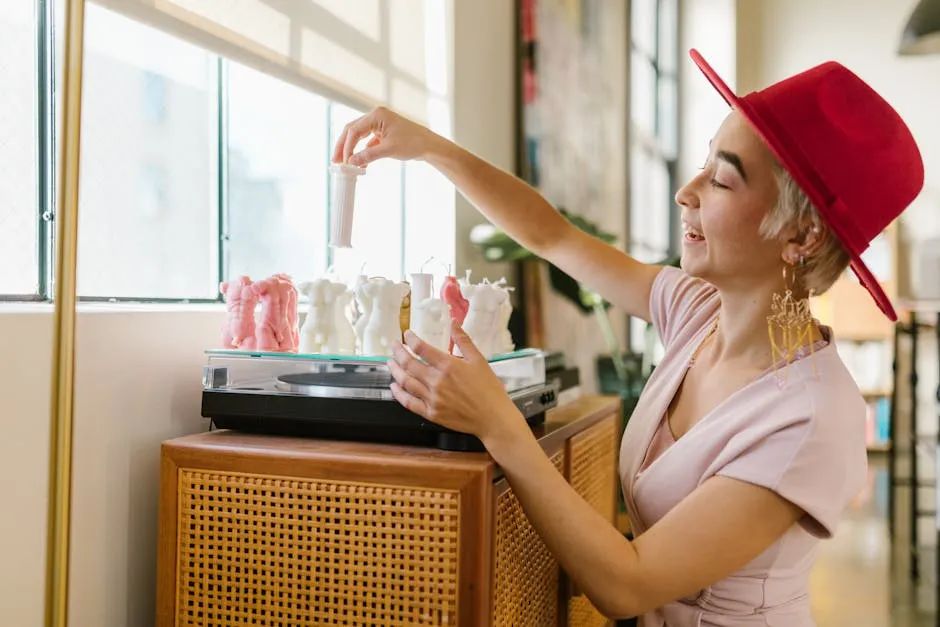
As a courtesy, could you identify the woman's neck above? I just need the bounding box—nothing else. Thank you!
[706,279,822,371]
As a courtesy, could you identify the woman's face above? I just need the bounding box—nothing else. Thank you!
[676,111,783,290]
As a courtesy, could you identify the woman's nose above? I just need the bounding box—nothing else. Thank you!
[675,176,700,210]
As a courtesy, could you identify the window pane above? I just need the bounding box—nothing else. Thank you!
[631,0,656,57]
[226,62,329,285]
[630,54,656,137]
[403,160,454,277]
[76,4,218,298]
[657,77,678,159]
[0,1,39,295]
[629,145,671,262]
[657,0,678,74]
[328,103,403,282]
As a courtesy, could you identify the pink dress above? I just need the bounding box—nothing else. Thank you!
[619,267,867,626]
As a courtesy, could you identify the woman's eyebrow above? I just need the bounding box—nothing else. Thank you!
[716,150,748,183]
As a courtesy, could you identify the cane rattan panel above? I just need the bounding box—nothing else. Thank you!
[567,416,617,627]
[491,450,565,627]
[568,416,617,522]
[176,470,460,626]
[568,594,611,627]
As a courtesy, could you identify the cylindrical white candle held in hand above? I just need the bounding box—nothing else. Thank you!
[329,163,366,248]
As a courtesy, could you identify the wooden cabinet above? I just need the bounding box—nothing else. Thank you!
[157,396,621,626]
[564,417,619,627]
[490,450,566,626]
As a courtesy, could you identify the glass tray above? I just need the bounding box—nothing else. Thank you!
[204,347,542,364]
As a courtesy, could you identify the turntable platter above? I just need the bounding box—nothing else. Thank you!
[276,370,393,400]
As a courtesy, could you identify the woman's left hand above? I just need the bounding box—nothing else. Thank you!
[388,320,527,446]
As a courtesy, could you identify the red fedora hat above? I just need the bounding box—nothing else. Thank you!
[690,49,924,321]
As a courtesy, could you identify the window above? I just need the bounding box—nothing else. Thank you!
[629,0,678,352]
[1,2,454,301]
[77,4,219,299]
[629,0,678,264]
[225,61,329,284]
[0,0,41,297]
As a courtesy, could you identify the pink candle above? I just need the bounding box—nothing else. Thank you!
[440,275,469,353]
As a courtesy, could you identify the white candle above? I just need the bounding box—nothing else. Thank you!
[329,163,366,248]
[410,272,433,304]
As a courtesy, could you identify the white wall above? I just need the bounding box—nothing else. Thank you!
[69,308,223,625]
[0,309,53,627]
[452,0,516,285]
[0,306,223,626]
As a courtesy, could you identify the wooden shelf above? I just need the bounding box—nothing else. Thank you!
[867,442,892,453]
[861,389,892,399]
[897,299,940,314]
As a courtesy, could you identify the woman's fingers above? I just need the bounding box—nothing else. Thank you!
[449,320,484,362]
[392,341,436,379]
[331,109,381,164]
[390,382,429,418]
[342,114,376,164]
[331,116,362,163]
[348,133,388,166]
[349,142,392,168]
[331,106,434,167]
[388,358,432,401]
[331,126,347,163]
[403,330,451,369]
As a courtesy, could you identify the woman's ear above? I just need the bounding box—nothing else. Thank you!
[799,222,827,259]
[781,222,825,264]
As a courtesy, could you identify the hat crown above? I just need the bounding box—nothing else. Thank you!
[743,62,924,252]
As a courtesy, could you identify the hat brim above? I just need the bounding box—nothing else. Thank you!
[689,49,897,322]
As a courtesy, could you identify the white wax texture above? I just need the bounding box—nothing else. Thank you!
[329,164,365,248]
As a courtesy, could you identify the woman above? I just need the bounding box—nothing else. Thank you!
[332,50,923,624]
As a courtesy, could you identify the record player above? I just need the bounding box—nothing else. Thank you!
[201,348,558,451]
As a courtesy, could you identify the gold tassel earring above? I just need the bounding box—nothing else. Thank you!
[767,256,816,387]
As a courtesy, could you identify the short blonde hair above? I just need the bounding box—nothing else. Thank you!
[759,165,850,295]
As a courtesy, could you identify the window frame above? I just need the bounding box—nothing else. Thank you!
[628,0,680,262]
[0,0,51,302]
[4,2,418,304]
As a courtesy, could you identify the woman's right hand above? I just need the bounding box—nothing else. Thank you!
[331,106,442,168]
